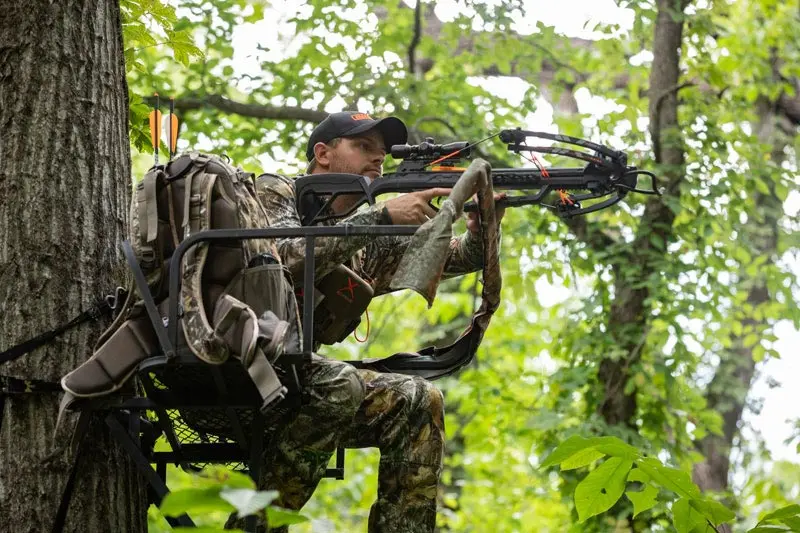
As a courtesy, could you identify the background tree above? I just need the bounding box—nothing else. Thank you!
[0,0,149,532]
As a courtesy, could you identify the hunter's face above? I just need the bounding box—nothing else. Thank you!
[325,129,387,180]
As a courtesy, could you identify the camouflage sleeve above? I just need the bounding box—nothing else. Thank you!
[441,230,485,277]
[255,173,391,281]
[363,229,487,296]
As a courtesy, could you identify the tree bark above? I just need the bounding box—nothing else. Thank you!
[0,1,147,531]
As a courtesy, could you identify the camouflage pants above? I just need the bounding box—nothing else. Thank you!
[254,354,445,532]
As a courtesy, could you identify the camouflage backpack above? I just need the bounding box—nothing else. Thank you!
[61,152,300,412]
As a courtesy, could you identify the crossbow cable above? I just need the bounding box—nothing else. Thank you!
[349,158,502,380]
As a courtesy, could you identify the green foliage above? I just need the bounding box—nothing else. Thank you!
[543,435,741,531]
[150,466,306,532]
[121,0,203,153]
[752,504,800,532]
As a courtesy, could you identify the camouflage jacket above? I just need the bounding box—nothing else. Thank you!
[255,173,485,296]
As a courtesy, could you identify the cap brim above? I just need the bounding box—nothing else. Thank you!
[345,117,408,150]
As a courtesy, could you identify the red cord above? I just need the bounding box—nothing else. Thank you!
[353,309,370,343]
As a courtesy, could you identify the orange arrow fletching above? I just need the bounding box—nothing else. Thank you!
[149,109,163,151]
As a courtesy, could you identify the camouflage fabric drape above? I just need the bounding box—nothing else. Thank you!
[360,158,502,377]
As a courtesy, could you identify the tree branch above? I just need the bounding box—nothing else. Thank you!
[146,94,329,123]
[146,8,800,135]
[410,116,459,138]
[401,5,800,129]
[408,0,423,76]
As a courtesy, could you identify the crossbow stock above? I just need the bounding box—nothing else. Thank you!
[296,128,660,225]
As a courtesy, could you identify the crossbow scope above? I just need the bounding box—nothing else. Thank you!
[390,138,472,160]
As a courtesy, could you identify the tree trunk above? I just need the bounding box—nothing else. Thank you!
[0,1,147,531]
[692,101,786,503]
[598,0,687,426]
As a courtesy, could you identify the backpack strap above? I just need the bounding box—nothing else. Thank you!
[143,170,159,243]
[133,169,163,279]
[180,167,228,363]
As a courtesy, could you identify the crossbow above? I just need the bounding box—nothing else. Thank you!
[295,128,660,225]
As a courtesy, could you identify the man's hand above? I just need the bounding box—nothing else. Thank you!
[385,188,451,225]
[467,192,507,234]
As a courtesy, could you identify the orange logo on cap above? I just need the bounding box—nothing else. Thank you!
[351,113,372,121]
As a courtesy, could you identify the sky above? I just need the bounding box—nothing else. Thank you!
[225,0,799,465]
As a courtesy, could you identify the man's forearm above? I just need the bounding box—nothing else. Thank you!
[277,202,392,281]
[442,229,497,277]
[442,231,482,276]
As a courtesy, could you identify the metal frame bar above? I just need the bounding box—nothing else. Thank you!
[106,413,195,528]
[100,225,419,529]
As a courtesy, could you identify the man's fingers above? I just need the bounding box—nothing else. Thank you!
[418,187,452,200]
[422,202,438,219]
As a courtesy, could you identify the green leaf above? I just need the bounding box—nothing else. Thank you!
[541,435,598,468]
[627,467,650,483]
[637,458,702,499]
[160,487,235,517]
[220,488,279,517]
[195,467,256,489]
[779,516,800,530]
[541,435,638,469]
[561,448,606,470]
[574,457,634,522]
[267,507,309,527]
[626,484,659,517]
[690,498,735,526]
[649,233,664,250]
[743,333,760,348]
[761,504,800,523]
[592,437,640,460]
[673,498,707,533]
[173,528,242,533]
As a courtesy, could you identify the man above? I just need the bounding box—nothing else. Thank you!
[253,111,503,532]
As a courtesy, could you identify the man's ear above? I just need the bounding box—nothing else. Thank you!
[313,142,332,169]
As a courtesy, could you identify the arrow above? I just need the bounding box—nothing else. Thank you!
[148,92,162,165]
[162,96,180,160]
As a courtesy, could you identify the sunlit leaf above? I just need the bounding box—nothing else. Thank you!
[267,506,309,527]
[160,487,235,517]
[574,457,634,522]
[220,488,279,517]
